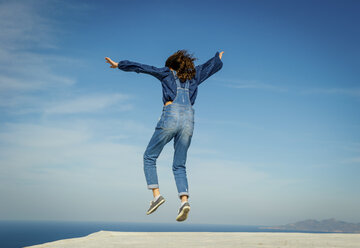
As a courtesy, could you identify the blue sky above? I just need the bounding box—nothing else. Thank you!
[0,0,359,226]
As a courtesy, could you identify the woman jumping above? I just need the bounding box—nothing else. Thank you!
[105,50,224,221]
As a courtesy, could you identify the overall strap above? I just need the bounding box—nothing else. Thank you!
[171,70,189,89]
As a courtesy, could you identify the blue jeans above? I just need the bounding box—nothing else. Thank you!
[143,103,194,199]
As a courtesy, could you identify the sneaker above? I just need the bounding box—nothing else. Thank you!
[176,202,190,221]
[146,195,165,215]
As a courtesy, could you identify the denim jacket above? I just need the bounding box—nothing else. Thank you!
[118,51,223,105]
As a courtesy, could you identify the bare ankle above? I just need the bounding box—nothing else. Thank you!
[180,195,188,202]
[152,188,160,198]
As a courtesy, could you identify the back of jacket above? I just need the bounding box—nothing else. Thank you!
[118,51,223,105]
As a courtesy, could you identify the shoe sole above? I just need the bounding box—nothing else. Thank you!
[146,198,165,215]
[176,206,190,221]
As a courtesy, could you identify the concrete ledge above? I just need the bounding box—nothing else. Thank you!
[25,231,360,248]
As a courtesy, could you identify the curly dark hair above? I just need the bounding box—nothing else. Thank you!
[165,50,197,82]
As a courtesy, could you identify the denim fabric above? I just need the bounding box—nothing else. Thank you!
[143,70,194,199]
[118,51,223,105]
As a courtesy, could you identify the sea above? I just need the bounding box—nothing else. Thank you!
[0,220,332,248]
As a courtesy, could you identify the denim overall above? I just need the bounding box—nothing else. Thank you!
[143,70,195,199]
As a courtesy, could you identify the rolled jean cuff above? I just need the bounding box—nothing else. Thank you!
[147,184,159,189]
[178,192,189,199]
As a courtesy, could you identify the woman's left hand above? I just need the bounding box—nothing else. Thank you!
[105,57,118,68]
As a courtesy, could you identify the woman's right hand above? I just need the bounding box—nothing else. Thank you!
[105,57,118,68]
[219,51,224,60]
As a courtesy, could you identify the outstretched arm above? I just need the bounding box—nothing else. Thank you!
[195,51,224,86]
[105,57,168,81]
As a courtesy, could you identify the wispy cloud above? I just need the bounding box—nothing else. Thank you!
[0,120,147,185]
[301,87,360,97]
[0,1,57,50]
[0,0,84,96]
[196,117,265,131]
[214,77,360,99]
[213,78,288,92]
[0,123,89,147]
[44,93,133,114]
[0,120,145,223]
[0,0,129,116]
[340,157,360,164]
